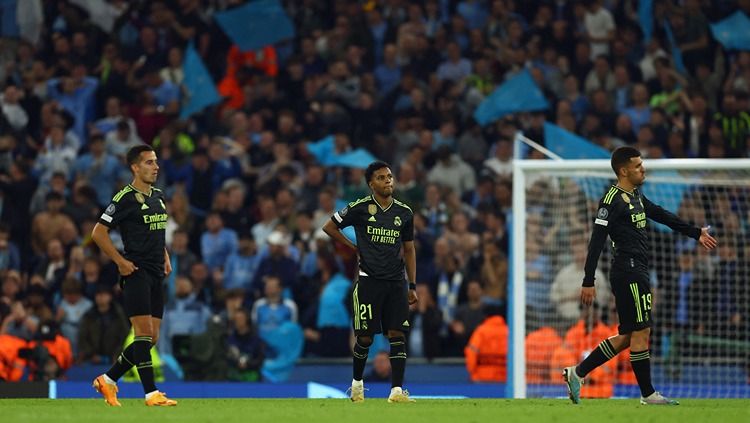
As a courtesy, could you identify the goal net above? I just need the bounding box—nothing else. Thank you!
[511,159,750,399]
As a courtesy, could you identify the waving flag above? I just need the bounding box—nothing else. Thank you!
[710,11,750,51]
[543,122,610,159]
[473,69,549,126]
[638,0,654,43]
[215,0,295,52]
[180,43,221,119]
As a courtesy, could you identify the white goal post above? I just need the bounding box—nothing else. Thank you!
[510,159,750,399]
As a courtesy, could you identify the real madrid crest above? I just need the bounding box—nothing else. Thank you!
[135,192,145,204]
[394,216,402,226]
[368,204,377,215]
[621,193,630,203]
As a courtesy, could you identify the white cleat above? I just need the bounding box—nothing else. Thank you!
[387,387,415,403]
[640,391,679,405]
[348,381,365,403]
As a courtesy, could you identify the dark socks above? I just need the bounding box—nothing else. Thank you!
[105,343,136,381]
[575,338,617,378]
[630,349,655,397]
[389,336,407,388]
[352,341,369,381]
[132,336,157,394]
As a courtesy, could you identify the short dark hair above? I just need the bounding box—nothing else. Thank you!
[611,146,641,176]
[126,145,154,168]
[365,161,391,183]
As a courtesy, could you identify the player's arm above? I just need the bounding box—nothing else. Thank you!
[403,240,418,305]
[323,204,357,251]
[642,196,717,249]
[91,223,138,276]
[322,219,357,251]
[402,212,418,304]
[164,248,172,276]
[581,203,616,305]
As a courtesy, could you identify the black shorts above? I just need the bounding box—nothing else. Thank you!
[121,268,164,319]
[610,269,652,334]
[352,276,410,336]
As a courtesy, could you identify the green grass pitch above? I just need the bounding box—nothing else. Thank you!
[2,398,748,423]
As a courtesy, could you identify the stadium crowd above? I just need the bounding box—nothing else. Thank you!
[0,0,748,384]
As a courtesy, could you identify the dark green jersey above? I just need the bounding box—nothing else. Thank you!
[332,195,414,281]
[99,184,167,272]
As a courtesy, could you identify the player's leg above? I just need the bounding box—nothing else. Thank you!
[564,275,633,404]
[144,275,176,406]
[94,271,150,406]
[349,277,380,402]
[384,282,413,403]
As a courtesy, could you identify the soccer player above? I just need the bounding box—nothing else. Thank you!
[563,146,717,405]
[323,161,418,403]
[91,145,177,407]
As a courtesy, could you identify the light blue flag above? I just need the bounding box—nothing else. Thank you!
[473,69,549,126]
[638,0,653,43]
[180,43,222,119]
[710,11,750,51]
[329,149,378,168]
[306,135,335,165]
[543,122,610,159]
[663,19,687,74]
[214,0,295,52]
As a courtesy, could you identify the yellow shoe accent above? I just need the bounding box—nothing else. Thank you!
[93,376,121,407]
[145,391,178,406]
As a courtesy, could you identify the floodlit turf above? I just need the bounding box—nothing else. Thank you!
[2,398,748,423]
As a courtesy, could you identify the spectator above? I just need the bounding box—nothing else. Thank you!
[0,223,21,272]
[227,308,265,382]
[158,276,212,356]
[465,305,508,382]
[525,326,562,383]
[436,42,472,82]
[450,280,486,348]
[407,284,443,359]
[223,235,261,292]
[583,0,615,60]
[550,239,610,329]
[77,284,129,364]
[250,275,298,340]
[365,350,392,382]
[551,304,617,398]
[0,85,28,132]
[56,277,92,355]
[71,134,122,206]
[105,119,144,160]
[427,146,477,197]
[483,138,513,179]
[251,231,298,298]
[200,212,239,273]
[31,238,68,291]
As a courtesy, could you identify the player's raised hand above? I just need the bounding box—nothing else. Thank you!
[699,227,717,250]
[117,259,138,276]
[580,286,596,306]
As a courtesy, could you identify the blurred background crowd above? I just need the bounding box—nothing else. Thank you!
[0,0,748,384]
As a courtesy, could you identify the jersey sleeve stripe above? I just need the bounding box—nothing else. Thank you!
[112,186,132,203]
[603,187,617,204]
[333,212,343,223]
[594,218,608,226]
[100,213,113,223]
[393,198,413,212]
